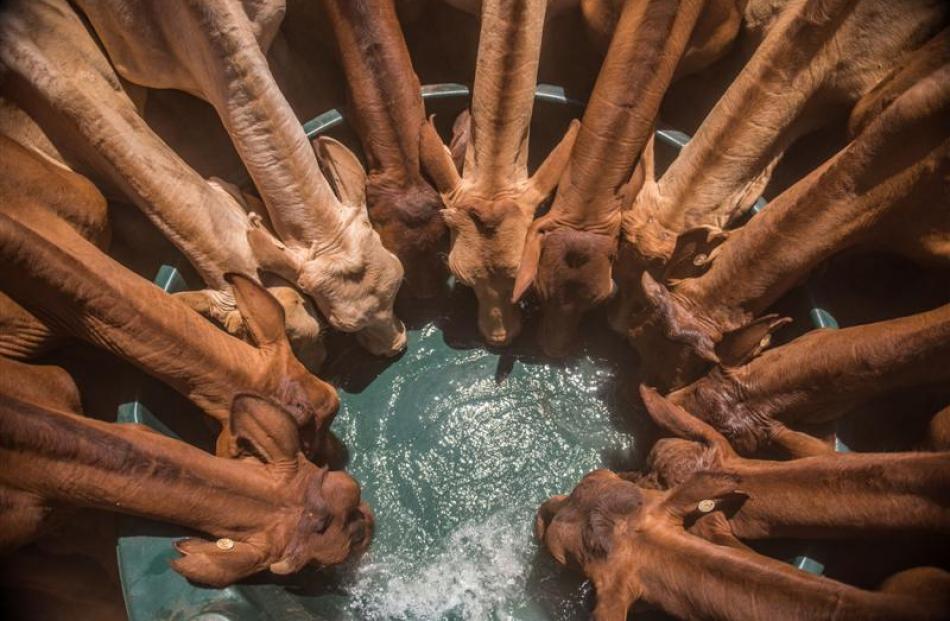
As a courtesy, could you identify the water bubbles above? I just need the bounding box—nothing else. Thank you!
[318,318,636,619]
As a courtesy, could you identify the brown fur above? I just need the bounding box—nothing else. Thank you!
[420,0,578,346]
[514,0,706,356]
[631,58,950,387]
[537,469,949,620]
[669,305,950,457]
[617,0,949,337]
[71,0,406,355]
[0,388,372,586]
[322,0,450,299]
[0,176,340,461]
[642,386,950,539]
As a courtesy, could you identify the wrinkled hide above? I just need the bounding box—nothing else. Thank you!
[0,389,372,586]
[581,0,742,78]
[321,0,449,299]
[420,0,578,346]
[75,0,407,355]
[615,0,949,336]
[514,0,706,356]
[537,469,949,621]
[0,195,340,460]
[641,386,950,539]
[0,0,325,361]
[631,55,950,387]
[626,0,948,262]
[668,304,950,457]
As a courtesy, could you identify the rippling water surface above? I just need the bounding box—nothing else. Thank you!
[299,296,641,620]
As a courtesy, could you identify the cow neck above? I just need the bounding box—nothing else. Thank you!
[0,210,261,421]
[323,0,426,187]
[729,304,950,426]
[655,0,856,234]
[725,452,950,539]
[0,291,60,360]
[0,4,257,289]
[466,0,546,194]
[0,395,290,538]
[549,0,702,232]
[678,95,949,332]
[182,2,345,248]
[635,525,926,621]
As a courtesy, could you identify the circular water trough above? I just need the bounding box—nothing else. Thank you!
[114,84,844,621]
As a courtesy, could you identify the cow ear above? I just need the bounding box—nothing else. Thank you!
[535,495,567,541]
[661,472,745,521]
[224,273,287,349]
[230,395,301,467]
[449,109,471,173]
[419,115,462,194]
[639,385,735,457]
[313,136,367,207]
[591,570,641,621]
[640,271,720,364]
[246,216,302,282]
[171,538,267,587]
[527,119,579,203]
[512,222,548,302]
[715,314,792,366]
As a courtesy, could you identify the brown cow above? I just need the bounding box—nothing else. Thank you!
[537,469,950,620]
[668,304,950,458]
[0,389,372,586]
[0,190,340,460]
[631,55,950,387]
[512,0,706,356]
[71,0,406,356]
[639,386,950,539]
[420,0,578,346]
[0,1,326,364]
[321,0,449,300]
[614,0,948,335]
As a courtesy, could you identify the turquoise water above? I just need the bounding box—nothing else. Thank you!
[300,293,640,620]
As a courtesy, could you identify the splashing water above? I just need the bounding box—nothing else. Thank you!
[304,309,638,620]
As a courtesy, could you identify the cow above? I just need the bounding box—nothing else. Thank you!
[0,1,326,365]
[62,0,406,356]
[0,385,373,586]
[419,0,578,346]
[511,0,707,356]
[0,168,341,460]
[631,52,950,387]
[667,304,950,458]
[613,0,948,337]
[320,0,449,300]
[537,468,950,621]
[638,386,950,539]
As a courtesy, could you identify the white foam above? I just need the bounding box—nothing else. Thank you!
[347,510,534,620]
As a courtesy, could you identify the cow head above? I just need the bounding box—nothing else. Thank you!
[221,274,340,462]
[421,117,580,347]
[365,173,448,299]
[172,395,372,587]
[247,138,407,357]
[537,468,743,619]
[442,194,535,346]
[514,226,618,357]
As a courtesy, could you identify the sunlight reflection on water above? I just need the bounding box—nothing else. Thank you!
[315,315,637,620]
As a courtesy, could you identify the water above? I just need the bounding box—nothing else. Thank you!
[303,297,640,620]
